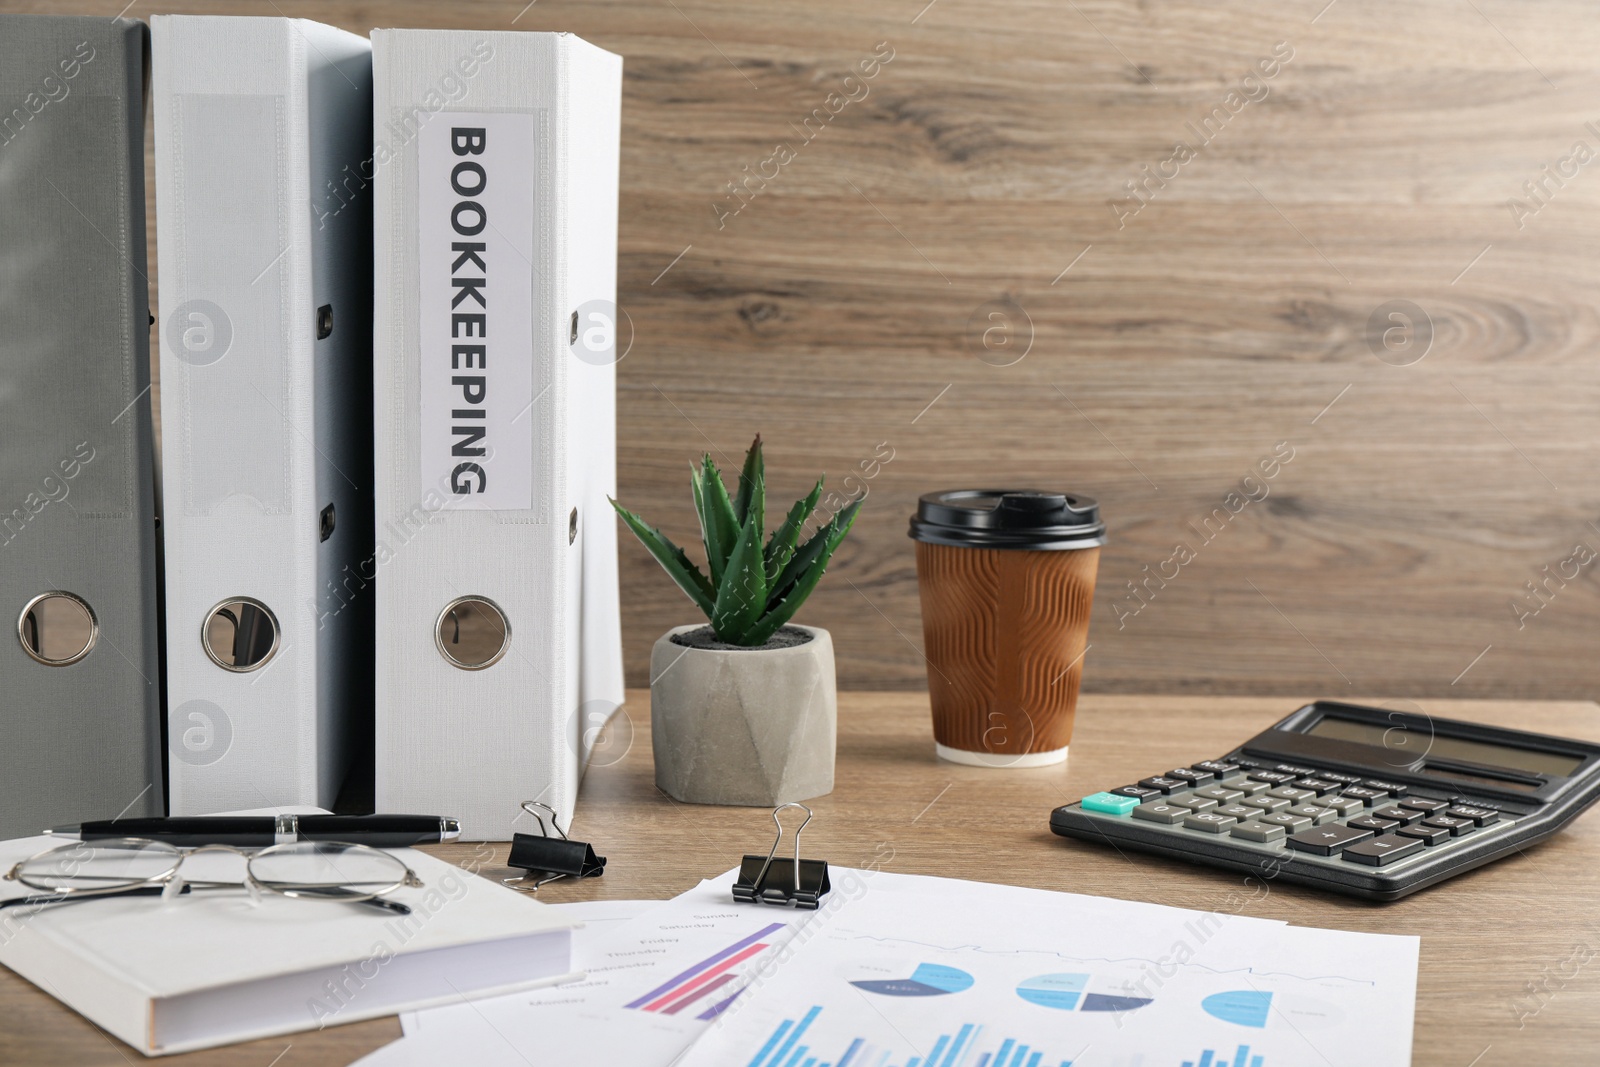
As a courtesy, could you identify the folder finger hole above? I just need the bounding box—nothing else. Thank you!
[202,597,280,672]
[17,591,98,667]
[435,595,511,670]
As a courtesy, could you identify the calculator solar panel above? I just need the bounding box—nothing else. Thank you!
[1050,701,1600,900]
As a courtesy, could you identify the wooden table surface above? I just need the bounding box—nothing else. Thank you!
[4,690,1598,1066]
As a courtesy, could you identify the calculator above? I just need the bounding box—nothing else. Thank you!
[1050,700,1600,900]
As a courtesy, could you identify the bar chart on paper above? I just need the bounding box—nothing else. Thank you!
[742,1007,1078,1067]
[1180,1046,1265,1067]
[625,922,787,1020]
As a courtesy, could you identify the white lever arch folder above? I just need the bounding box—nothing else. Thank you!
[372,29,625,839]
[153,15,375,813]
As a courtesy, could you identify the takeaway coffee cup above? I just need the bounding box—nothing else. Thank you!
[908,490,1104,767]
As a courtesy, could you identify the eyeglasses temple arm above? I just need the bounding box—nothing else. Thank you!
[0,884,191,911]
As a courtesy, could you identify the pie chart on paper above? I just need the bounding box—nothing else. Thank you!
[850,963,975,997]
[1015,973,1089,1010]
[1016,973,1153,1014]
[1202,990,1273,1028]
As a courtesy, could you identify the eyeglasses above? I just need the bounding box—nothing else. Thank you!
[2,837,423,916]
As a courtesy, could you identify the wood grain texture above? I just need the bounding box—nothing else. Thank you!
[3,690,1598,1065]
[7,0,1600,701]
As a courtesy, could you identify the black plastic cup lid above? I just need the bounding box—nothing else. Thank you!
[908,489,1106,550]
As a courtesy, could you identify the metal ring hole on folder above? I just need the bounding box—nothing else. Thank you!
[202,598,280,673]
[17,591,97,666]
[435,596,510,671]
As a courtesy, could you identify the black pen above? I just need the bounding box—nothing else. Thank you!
[49,814,462,848]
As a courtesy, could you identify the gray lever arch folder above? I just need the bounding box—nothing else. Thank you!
[0,17,165,837]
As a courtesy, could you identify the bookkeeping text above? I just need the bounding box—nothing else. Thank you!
[445,126,491,496]
[418,110,535,511]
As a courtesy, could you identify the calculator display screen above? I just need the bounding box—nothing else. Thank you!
[1307,716,1583,777]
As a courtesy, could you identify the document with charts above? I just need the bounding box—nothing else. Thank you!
[674,872,1417,1067]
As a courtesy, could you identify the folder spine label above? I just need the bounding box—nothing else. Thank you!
[167,92,292,516]
[417,111,544,511]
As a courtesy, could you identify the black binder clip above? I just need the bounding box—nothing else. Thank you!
[733,803,831,910]
[502,801,606,893]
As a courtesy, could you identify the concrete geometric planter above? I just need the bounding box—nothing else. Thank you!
[649,623,837,806]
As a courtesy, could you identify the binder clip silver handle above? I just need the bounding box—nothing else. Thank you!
[733,803,831,910]
[502,801,606,893]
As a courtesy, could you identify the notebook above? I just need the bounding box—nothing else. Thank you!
[371,28,625,839]
[0,817,576,1055]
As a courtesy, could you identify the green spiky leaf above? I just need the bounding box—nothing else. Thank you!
[747,500,861,644]
[765,478,822,583]
[689,461,705,530]
[732,435,764,529]
[609,499,715,618]
[710,505,769,643]
[696,457,740,585]
[769,498,860,606]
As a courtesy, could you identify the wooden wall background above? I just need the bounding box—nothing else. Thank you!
[16,0,1600,700]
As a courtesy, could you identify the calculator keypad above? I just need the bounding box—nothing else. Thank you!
[1371,805,1422,826]
[1422,814,1476,837]
[1343,833,1424,865]
[1247,771,1297,785]
[1396,823,1450,846]
[1230,821,1286,843]
[1131,802,1188,824]
[1075,761,1512,872]
[1286,822,1373,855]
[1446,805,1500,826]
[1285,803,1338,825]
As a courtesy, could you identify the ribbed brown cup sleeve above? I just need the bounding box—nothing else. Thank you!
[914,542,1099,756]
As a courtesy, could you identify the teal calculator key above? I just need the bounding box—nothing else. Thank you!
[1081,792,1140,815]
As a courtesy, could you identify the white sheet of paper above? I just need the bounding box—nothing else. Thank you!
[675,871,1418,1067]
[354,871,823,1067]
